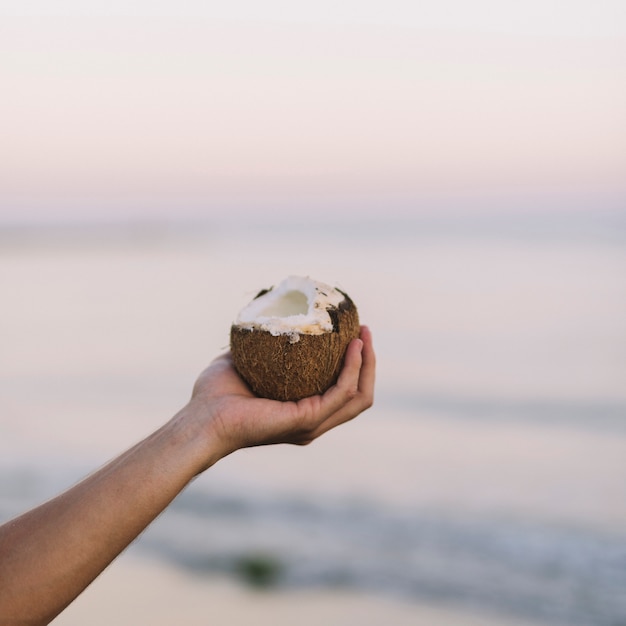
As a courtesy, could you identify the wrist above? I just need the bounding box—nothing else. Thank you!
[167,398,231,476]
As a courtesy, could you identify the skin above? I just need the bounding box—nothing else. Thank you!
[0,326,375,626]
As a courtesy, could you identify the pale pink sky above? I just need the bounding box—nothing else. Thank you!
[1,1,624,222]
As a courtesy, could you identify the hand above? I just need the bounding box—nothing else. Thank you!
[188,326,375,459]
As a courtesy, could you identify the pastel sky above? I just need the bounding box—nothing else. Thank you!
[1,1,624,222]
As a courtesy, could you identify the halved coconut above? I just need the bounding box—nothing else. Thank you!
[230,276,360,401]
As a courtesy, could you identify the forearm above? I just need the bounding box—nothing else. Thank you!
[0,406,221,626]
[0,328,374,625]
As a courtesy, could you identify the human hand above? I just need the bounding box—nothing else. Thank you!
[187,326,375,461]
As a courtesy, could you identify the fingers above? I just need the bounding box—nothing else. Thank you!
[334,325,375,409]
[316,335,364,416]
[302,326,375,440]
[356,325,376,403]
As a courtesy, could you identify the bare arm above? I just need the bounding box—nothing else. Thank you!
[0,327,375,626]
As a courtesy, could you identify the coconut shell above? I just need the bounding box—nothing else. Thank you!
[230,292,360,402]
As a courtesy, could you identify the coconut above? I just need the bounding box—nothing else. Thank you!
[230,276,360,402]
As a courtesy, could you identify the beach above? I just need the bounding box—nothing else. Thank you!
[47,408,626,626]
[2,2,625,621]
[53,555,543,626]
[2,212,626,625]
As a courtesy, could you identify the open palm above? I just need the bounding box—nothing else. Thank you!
[190,326,375,455]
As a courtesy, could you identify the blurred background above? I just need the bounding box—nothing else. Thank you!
[1,2,625,625]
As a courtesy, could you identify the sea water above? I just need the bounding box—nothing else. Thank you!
[1,211,625,625]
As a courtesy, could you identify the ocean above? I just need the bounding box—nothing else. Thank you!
[1,210,625,625]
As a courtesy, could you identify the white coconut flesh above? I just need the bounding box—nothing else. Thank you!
[234,276,346,339]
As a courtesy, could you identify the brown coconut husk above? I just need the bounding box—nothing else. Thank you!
[230,292,360,402]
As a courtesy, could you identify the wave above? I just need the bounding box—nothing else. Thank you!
[137,485,626,626]
[378,390,626,433]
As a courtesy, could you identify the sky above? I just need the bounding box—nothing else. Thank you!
[1,0,625,223]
